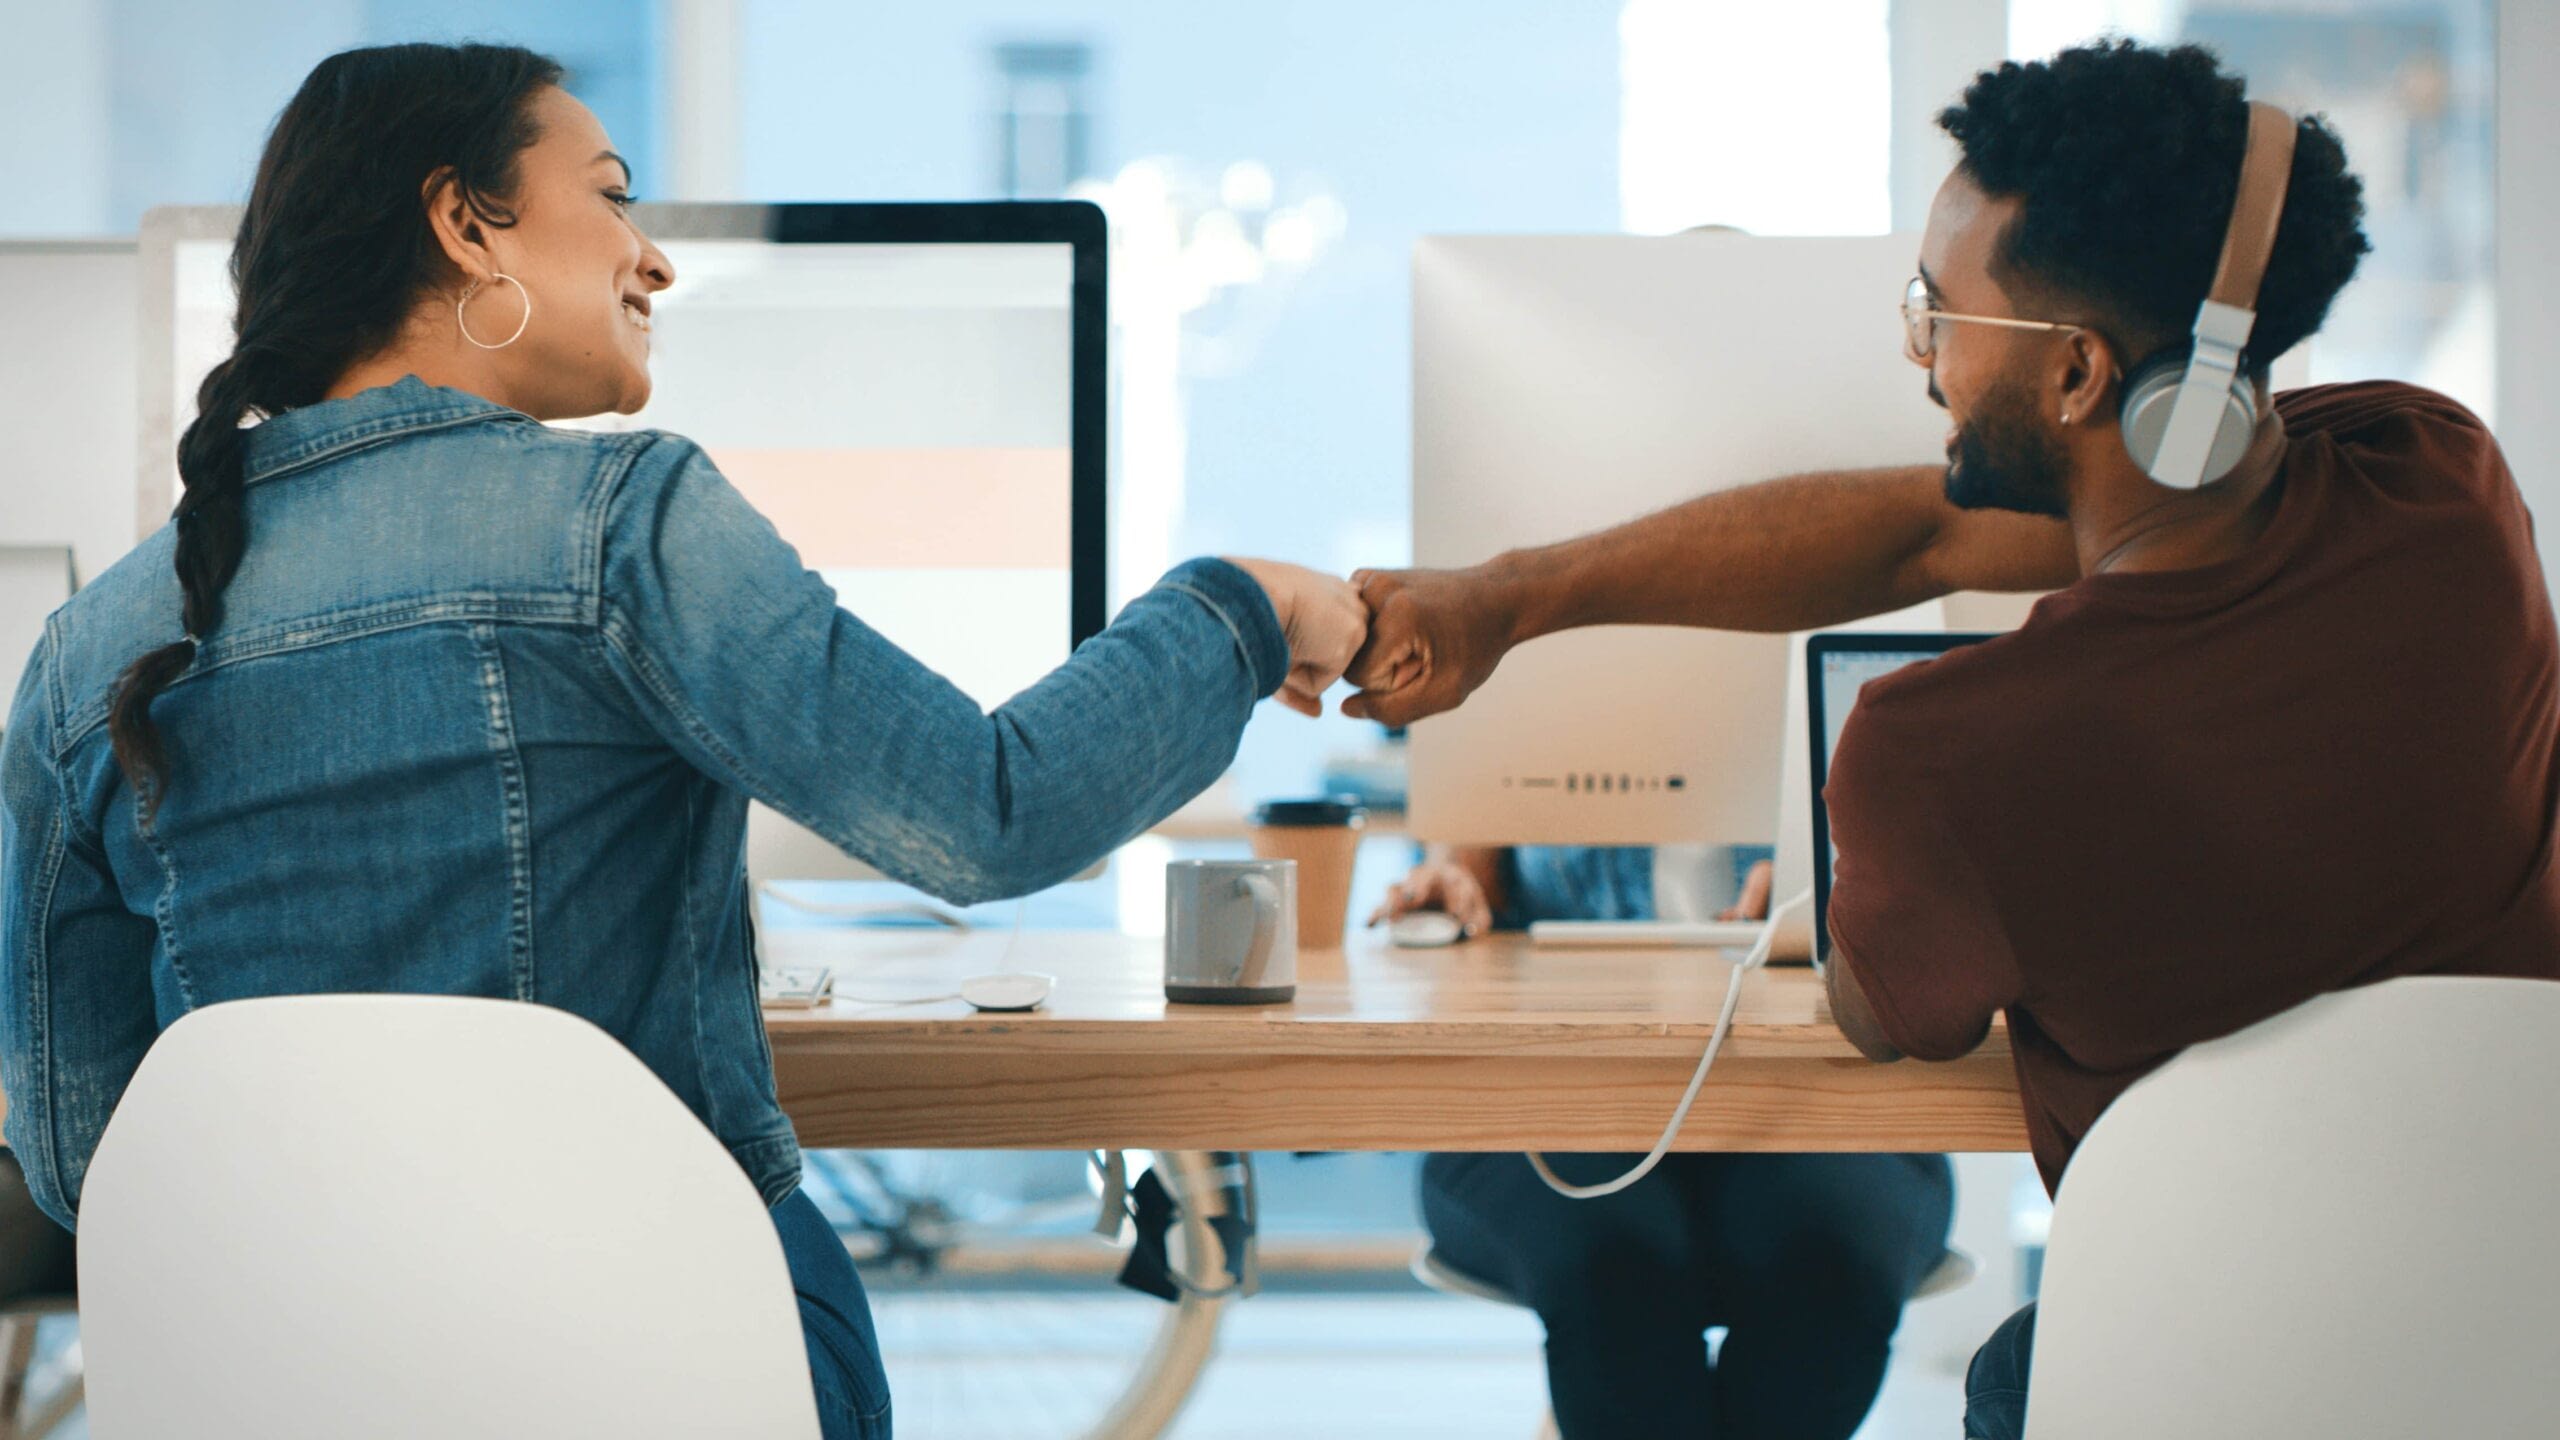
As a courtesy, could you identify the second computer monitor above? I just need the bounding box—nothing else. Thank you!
[1407,232,1949,847]
[569,202,1107,699]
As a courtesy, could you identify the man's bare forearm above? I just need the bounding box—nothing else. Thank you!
[1482,466,2076,643]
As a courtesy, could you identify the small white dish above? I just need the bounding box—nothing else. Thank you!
[958,971,1056,1012]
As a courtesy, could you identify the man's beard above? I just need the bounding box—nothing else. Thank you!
[1942,377,2072,518]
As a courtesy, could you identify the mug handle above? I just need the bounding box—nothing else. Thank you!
[1235,873,1283,988]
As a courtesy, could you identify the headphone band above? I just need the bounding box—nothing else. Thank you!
[2131,98,2298,489]
[2208,102,2298,315]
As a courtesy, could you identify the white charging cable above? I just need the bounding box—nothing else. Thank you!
[1526,887,1814,1201]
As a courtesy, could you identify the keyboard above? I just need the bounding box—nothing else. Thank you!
[1527,920,1767,950]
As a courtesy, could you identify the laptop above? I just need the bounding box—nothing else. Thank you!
[1804,632,1994,970]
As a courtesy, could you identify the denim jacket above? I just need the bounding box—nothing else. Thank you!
[1,377,1286,1229]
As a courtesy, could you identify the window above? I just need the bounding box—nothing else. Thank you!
[993,41,1098,198]
[1620,0,1894,235]
[2013,0,2498,419]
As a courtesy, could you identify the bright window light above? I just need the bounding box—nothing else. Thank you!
[1618,0,1893,236]
[2010,0,2182,60]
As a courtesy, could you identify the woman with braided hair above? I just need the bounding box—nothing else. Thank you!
[0,43,1365,1439]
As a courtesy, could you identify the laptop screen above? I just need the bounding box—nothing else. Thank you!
[1806,633,1993,967]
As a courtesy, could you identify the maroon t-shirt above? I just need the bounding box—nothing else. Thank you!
[1827,382,2560,1195]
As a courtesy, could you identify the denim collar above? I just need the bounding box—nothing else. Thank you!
[242,376,528,487]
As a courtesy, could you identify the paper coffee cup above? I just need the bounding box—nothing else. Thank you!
[1247,797,1366,951]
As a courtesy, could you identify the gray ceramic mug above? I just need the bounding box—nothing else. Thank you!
[1165,859,1298,1004]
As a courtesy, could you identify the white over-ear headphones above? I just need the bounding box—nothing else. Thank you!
[2119,101,2297,490]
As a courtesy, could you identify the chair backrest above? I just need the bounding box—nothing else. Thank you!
[77,995,820,1440]
[2028,976,2560,1439]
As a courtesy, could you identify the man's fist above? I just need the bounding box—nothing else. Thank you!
[1342,565,1520,728]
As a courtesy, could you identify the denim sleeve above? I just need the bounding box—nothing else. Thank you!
[1,634,159,1231]
[595,435,1289,904]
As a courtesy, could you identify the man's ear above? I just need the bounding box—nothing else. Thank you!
[2055,326,2120,428]
[420,168,495,285]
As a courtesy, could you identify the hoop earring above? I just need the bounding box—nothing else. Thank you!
[457,272,531,350]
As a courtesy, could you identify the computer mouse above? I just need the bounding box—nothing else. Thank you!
[1389,911,1465,948]
[959,971,1055,1012]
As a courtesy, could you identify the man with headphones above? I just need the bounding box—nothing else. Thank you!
[1346,40,2560,1439]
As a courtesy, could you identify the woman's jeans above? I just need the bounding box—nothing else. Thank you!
[1963,1302,2037,1439]
[772,1187,895,1439]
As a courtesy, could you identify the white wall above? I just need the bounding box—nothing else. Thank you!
[2499,0,2559,595]
[0,244,138,586]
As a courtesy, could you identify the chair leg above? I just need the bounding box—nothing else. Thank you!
[0,1314,35,1440]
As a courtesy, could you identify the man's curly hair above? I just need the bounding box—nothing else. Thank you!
[1939,40,2370,378]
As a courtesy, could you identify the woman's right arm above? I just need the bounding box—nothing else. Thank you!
[595,436,1356,904]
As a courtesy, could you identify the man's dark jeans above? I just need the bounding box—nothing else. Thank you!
[1423,1151,1955,1439]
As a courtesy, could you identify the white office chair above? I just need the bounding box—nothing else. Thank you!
[75,995,823,1440]
[2027,975,2560,1439]
[1410,1232,1977,1440]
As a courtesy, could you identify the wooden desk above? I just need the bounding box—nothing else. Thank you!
[763,931,2026,1154]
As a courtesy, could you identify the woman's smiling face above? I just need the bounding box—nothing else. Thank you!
[442,85,676,420]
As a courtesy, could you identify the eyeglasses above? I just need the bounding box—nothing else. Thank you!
[1901,276,2086,365]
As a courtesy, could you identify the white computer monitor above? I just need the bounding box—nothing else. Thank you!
[0,546,79,719]
[139,203,1108,883]
[1407,232,1950,847]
